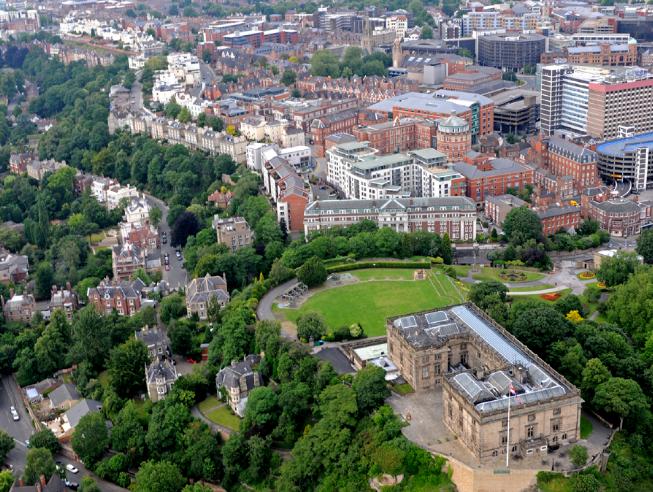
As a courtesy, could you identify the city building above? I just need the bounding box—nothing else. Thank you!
[112,243,146,281]
[596,131,653,190]
[368,91,494,143]
[351,118,437,155]
[484,194,528,226]
[436,115,472,163]
[146,356,178,402]
[546,136,600,192]
[136,326,170,359]
[586,198,651,237]
[327,141,465,201]
[1,291,35,323]
[387,304,581,463]
[215,354,262,417]
[222,28,298,49]
[537,206,582,235]
[491,89,540,135]
[213,216,253,252]
[442,66,502,93]
[478,33,546,71]
[303,196,477,240]
[453,157,534,206]
[49,284,78,322]
[87,278,146,316]
[0,248,28,284]
[185,274,230,320]
[123,196,151,226]
[540,64,653,139]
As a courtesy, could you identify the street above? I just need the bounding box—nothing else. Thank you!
[146,194,188,291]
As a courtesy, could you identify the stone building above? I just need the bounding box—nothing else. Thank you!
[185,274,230,320]
[213,216,253,252]
[215,354,262,417]
[387,304,581,464]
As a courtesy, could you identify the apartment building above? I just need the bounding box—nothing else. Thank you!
[478,34,546,71]
[352,118,437,155]
[213,216,253,252]
[546,136,600,192]
[327,141,465,201]
[2,291,35,323]
[436,115,472,163]
[587,198,651,237]
[387,304,581,463]
[304,196,477,240]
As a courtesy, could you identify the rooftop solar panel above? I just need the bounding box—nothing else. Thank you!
[425,311,448,325]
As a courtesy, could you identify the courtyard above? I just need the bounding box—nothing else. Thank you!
[273,268,465,337]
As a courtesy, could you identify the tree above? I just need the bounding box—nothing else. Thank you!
[23,448,55,486]
[149,206,162,227]
[160,293,187,324]
[111,401,147,462]
[372,442,405,477]
[0,430,13,462]
[178,107,191,123]
[503,207,542,244]
[171,211,200,248]
[296,256,327,287]
[242,386,279,436]
[637,228,653,263]
[133,461,186,492]
[420,25,433,39]
[72,306,111,370]
[71,412,110,465]
[593,377,648,430]
[34,261,54,300]
[569,445,588,468]
[0,470,13,492]
[281,69,297,86]
[183,485,212,492]
[597,251,640,287]
[169,321,193,356]
[469,281,508,308]
[352,365,389,415]
[27,429,59,455]
[296,312,326,342]
[310,50,340,77]
[511,306,571,356]
[108,339,149,398]
[164,100,181,119]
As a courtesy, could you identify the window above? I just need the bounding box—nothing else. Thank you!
[527,425,535,438]
[492,450,498,457]
[562,433,567,440]
[512,445,518,453]
[502,418,508,428]
[501,434,508,445]
[422,367,429,379]
[435,364,441,375]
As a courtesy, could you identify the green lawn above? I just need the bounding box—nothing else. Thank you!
[508,284,554,292]
[580,415,593,439]
[471,267,545,283]
[198,395,221,413]
[206,405,241,431]
[391,383,415,395]
[511,289,573,303]
[277,270,465,336]
[351,269,417,281]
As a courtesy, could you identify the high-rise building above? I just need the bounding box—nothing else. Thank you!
[540,64,653,139]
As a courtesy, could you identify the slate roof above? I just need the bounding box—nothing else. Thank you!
[186,274,230,305]
[88,278,146,300]
[453,159,529,179]
[215,354,261,391]
[12,474,65,492]
[64,399,102,428]
[304,196,476,215]
[49,383,81,407]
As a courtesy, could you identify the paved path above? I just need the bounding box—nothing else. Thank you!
[507,285,568,296]
[191,405,234,436]
[256,279,297,338]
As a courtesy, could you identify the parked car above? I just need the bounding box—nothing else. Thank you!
[10,406,18,421]
[64,479,79,490]
[65,464,79,474]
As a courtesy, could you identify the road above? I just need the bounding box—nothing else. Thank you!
[146,194,188,291]
[256,279,297,339]
[1,376,127,491]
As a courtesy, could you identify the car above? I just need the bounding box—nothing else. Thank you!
[10,406,18,421]
[186,358,197,364]
[162,236,167,244]
[165,263,170,271]
[65,464,79,474]
[176,252,182,260]
[24,439,29,447]
[64,479,79,490]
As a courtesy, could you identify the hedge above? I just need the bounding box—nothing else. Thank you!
[326,261,431,273]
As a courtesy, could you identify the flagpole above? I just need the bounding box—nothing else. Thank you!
[506,391,511,468]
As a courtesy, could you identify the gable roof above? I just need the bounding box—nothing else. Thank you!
[64,399,102,428]
[49,383,81,407]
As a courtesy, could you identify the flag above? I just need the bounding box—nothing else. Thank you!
[509,383,523,405]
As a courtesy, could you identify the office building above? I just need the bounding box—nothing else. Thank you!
[478,34,546,71]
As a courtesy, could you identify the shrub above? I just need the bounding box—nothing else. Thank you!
[327,261,430,273]
[569,444,588,468]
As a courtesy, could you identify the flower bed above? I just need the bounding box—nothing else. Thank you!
[540,292,561,301]
[577,271,596,280]
[499,270,528,282]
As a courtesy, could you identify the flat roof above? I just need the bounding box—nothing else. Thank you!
[596,131,653,157]
[354,343,388,361]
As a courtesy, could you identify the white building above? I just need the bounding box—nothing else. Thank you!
[123,196,151,226]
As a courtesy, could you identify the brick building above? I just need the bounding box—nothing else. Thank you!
[453,157,534,206]
[484,194,528,226]
[87,278,145,316]
[436,115,472,162]
[587,198,651,237]
[387,304,581,464]
[351,118,436,155]
[546,136,601,193]
[537,206,582,236]
[311,109,361,157]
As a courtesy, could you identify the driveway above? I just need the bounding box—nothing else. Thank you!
[146,194,188,291]
[256,279,297,339]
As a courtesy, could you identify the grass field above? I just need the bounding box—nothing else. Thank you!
[199,396,241,431]
[276,269,465,337]
[508,284,554,292]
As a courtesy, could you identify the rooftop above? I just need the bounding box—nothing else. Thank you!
[304,196,476,214]
[596,131,653,157]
